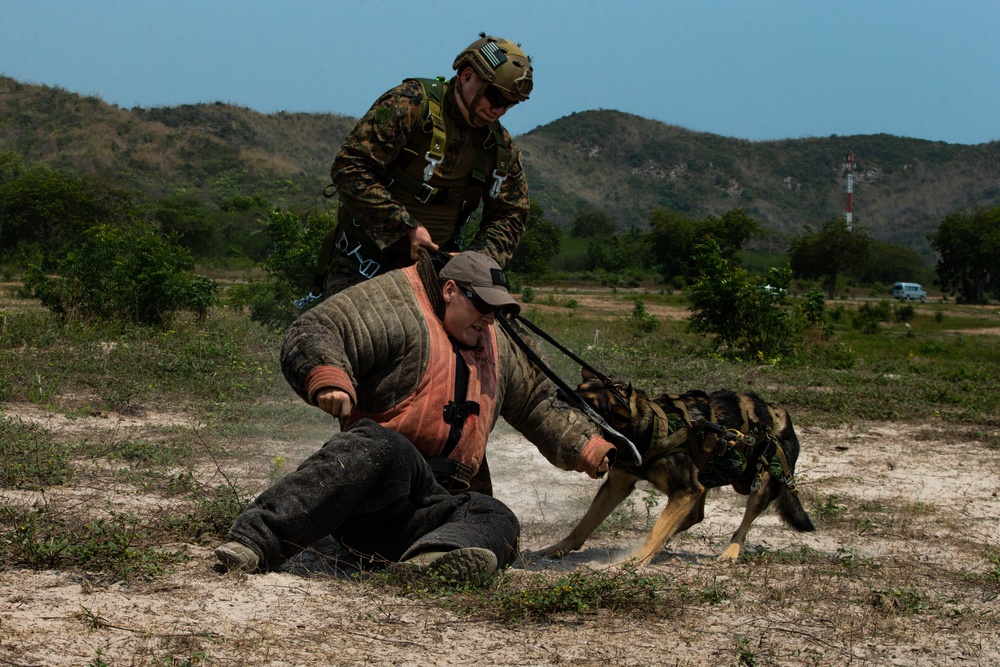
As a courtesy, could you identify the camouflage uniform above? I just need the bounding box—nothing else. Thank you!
[323,78,529,295]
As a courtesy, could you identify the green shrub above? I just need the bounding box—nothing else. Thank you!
[227,209,336,330]
[687,240,801,362]
[631,299,660,333]
[893,303,916,323]
[852,300,892,334]
[22,223,218,326]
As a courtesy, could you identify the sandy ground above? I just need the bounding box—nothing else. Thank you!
[2,402,999,667]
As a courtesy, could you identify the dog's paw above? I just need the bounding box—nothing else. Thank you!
[718,543,742,561]
[532,545,569,559]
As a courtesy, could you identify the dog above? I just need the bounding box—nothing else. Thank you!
[539,369,815,565]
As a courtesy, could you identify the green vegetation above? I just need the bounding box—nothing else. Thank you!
[226,208,337,330]
[930,205,1000,303]
[381,561,676,623]
[2,280,996,582]
[687,240,799,361]
[23,223,218,325]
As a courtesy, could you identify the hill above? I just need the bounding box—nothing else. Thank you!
[0,75,354,208]
[3,75,999,257]
[517,110,1000,257]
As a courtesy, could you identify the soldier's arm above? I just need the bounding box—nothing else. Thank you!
[467,136,529,268]
[330,80,425,251]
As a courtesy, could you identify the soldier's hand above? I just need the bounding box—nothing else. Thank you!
[315,388,353,418]
[408,226,440,261]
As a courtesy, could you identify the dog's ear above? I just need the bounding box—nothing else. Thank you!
[582,367,598,382]
[625,382,633,398]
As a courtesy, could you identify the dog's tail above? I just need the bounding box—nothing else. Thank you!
[776,487,816,533]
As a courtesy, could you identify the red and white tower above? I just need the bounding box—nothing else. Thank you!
[842,152,856,231]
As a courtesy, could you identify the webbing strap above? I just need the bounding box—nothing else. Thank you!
[496,315,642,466]
[424,85,446,168]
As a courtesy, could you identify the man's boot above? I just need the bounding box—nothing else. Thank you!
[391,547,498,586]
[215,541,260,573]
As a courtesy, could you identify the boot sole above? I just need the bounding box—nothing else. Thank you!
[391,547,498,586]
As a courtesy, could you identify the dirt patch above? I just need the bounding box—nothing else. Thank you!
[2,405,999,666]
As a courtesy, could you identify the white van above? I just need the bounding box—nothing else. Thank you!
[891,282,927,301]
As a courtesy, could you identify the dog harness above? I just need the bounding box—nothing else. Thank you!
[647,401,797,494]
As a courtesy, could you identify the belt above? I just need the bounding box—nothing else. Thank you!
[426,457,474,493]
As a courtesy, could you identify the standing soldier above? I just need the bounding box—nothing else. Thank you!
[313,33,533,298]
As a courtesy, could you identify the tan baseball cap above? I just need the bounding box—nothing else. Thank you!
[439,251,520,315]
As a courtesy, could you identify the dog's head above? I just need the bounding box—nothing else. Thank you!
[576,368,644,437]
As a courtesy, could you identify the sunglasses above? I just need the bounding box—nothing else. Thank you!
[482,86,518,110]
[461,287,499,315]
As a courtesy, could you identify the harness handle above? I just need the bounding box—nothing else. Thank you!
[512,314,627,410]
[497,315,642,466]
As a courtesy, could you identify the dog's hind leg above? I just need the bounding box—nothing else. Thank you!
[719,475,779,560]
[633,489,705,566]
[537,468,639,558]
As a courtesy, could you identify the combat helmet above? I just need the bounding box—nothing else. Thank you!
[453,33,533,102]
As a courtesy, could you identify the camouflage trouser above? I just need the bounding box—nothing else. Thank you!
[227,419,519,571]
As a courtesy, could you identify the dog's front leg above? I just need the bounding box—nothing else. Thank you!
[537,468,639,558]
[633,489,705,566]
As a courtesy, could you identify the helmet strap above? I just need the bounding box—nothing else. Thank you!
[455,69,489,128]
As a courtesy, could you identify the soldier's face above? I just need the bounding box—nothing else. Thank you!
[441,280,496,346]
[456,68,515,128]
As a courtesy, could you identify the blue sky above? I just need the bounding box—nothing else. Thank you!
[2,0,998,144]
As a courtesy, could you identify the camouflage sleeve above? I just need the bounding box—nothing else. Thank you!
[330,80,425,251]
[466,129,529,268]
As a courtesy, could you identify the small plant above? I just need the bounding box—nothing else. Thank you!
[630,299,659,333]
[483,563,669,622]
[870,586,926,615]
[813,494,846,522]
[164,483,252,542]
[735,634,758,667]
[801,288,827,327]
[695,576,729,605]
[0,417,72,489]
[88,649,111,667]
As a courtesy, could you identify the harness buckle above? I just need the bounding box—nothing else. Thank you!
[443,400,480,426]
[488,169,507,198]
[422,151,441,182]
[339,233,381,279]
[415,183,438,205]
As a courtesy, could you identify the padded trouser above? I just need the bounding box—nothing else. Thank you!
[227,419,519,572]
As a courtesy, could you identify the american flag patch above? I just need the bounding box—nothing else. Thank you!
[479,41,507,69]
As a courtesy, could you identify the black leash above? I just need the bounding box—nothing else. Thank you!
[512,314,613,386]
[496,314,642,467]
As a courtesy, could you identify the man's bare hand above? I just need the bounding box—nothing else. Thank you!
[315,388,353,418]
[408,225,440,261]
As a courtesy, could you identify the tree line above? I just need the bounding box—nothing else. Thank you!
[3,152,999,332]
